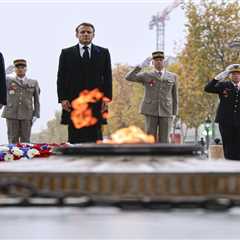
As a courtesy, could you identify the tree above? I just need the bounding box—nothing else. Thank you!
[104,64,145,135]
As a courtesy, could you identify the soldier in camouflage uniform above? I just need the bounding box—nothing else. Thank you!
[125,51,178,143]
[2,59,40,143]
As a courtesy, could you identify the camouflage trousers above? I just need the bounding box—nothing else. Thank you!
[6,119,32,143]
[144,115,173,143]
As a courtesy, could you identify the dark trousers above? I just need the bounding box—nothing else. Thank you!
[68,121,103,143]
[219,123,240,160]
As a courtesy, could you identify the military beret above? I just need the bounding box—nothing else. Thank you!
[152,51,164,59]
[13,59,27,67]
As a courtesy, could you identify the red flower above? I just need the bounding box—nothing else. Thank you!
[222,88,230,98]
[149,79,156,87]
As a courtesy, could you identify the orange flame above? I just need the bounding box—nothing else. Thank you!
[98,126,155,144]
[71,88,110,129]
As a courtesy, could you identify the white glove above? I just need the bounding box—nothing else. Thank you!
[139,57,152,68]
[226,64,239,71]
[32,116,37,124]
[214,70,229,81]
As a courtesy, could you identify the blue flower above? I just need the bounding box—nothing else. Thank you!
[0,152,5,161]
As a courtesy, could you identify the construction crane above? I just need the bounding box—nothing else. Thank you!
[149,0,184,51]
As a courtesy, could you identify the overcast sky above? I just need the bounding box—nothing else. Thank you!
[0,0,186,143]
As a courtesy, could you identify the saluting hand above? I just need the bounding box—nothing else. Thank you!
[139,57,152,68]
[61,100,71,112]
[214,70,229,81]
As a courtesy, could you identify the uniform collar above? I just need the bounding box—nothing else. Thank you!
[16,76,27,81]
[154,68,165,74]
[231,81,240,88]
[154,68,166,79]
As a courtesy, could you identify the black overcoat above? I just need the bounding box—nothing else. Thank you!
[57,44,112,125]
[0,52,6,105]
[204,79,240,126]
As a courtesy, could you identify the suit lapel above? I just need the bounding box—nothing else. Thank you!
[90,44,101,68]
[24,77,32,87]
[230,81,240,90]
[150,71,161,80]
[73,44,82,62]
[160,69,167,81]
[150,69,166,81]
[72,43,101,72]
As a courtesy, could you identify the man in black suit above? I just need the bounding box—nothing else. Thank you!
[0,52,7,109]
[57,22,112,143]
[204,64,240,160]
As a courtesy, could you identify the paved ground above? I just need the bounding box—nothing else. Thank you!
[1,207,240,239]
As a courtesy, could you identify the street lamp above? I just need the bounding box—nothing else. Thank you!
[204,116,211,150]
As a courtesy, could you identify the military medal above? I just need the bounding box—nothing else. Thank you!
[149,79,156,87]
[8,82,17,94]
[9,83,17,92]
[10,83,17,88]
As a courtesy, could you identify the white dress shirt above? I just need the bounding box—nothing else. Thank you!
[79,43,92,58]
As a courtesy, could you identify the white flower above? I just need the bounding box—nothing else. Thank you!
[27,149,40,159]
[11,147,23,157]
[4,153,14,162]
[0,146,10,152]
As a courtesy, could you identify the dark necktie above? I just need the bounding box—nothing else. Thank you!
[19,78,24,85]
[83,46,90,60]
[157,71,162,78]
